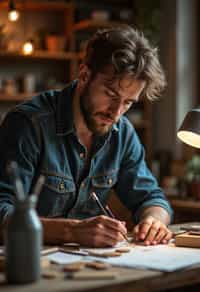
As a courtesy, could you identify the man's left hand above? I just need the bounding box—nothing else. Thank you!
[132,215,172,245]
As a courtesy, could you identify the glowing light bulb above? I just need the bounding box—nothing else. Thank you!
[22,41,34,55]
[8,9,20,22]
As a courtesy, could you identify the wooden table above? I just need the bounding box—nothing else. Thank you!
[1,223,200,292]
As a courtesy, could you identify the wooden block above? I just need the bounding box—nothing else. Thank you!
[175,232,200,248]
[63,262,85,272]
[85,261,111,270]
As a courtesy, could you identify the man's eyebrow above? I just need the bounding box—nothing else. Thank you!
[104,83,121,98]
[105,83,138,102]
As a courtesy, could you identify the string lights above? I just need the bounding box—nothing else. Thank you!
[8,0,20,22]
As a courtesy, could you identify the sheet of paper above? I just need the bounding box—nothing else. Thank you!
[47,251,83,265]
[95,245,200,272]
[82,239,128,254]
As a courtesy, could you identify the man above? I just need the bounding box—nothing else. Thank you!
[0,26,173,247]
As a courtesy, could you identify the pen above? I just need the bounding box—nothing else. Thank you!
[90,192,130,243]
[105,205,115,218]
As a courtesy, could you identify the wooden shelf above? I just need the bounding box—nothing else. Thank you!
[73,19,124,31]
[0,50,81,61]
[0,1,74,12]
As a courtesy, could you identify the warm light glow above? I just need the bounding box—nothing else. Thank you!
[22,41,34,55]
[177,130,200,148]
[8,10,20,22]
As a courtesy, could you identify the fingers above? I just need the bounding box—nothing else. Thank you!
[133,216,172,245]
[98,215,127,235]
[160,230,173,244]
[133,216,154,242]
[91,225,125,247]
[73,215,127,247]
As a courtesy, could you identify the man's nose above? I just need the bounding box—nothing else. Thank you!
[110,102,123,117]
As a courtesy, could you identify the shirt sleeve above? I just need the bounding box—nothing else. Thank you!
[115,120,173,224]
[0,111,41,224]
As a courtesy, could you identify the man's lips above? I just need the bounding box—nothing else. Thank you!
[97,114,115,124]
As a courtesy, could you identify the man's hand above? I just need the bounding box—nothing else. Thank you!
[132,215,172,245]
[41,215,127,247]
[72,215,127,247]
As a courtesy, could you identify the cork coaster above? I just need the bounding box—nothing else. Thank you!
[63,262,85,272]
[85,261,111,270]
[115,247,131,253]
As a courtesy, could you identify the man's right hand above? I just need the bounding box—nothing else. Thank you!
[41,215,127,247]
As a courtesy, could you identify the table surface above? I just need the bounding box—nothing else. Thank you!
[1,222,200,292]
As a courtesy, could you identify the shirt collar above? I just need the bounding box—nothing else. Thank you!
[56,80,77,136]
[56,80,119,136]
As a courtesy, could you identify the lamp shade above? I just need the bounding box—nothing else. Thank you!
[177,108,200,148]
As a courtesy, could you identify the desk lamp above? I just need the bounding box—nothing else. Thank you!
[177,108,200,148]
[176,107,200,247]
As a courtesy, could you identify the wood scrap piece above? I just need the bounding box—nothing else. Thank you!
[63,262,85,272]
[85,261,111,270]
[42,270,62,279]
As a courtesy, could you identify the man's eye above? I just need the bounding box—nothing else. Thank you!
[125,100,133,106]
[105,90,115,97]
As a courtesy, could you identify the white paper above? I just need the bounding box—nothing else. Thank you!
[95,245,200,272]
[47,251,83,265]
[81,239,128,255]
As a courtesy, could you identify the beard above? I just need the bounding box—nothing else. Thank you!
[79,83,114,136]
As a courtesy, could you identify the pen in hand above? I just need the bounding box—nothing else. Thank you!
[90,192,130,243]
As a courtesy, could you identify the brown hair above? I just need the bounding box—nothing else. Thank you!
[84,25,166,101]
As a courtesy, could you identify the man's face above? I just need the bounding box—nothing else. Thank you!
[79,70,146,136]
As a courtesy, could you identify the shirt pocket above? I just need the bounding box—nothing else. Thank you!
[36,174,76,217]
[85,171,118,216]
[91,172,118,189]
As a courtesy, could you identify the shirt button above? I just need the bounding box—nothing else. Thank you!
[80,153,84,159]
[59,182,65,191]
[108,178,113,185]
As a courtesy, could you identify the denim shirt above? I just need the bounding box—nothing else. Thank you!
[0,80,173,223]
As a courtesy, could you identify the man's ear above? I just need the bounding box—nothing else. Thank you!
[78,64,91,86]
